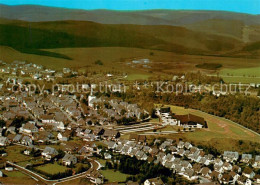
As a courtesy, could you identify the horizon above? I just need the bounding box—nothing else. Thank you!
[0,0,259,14]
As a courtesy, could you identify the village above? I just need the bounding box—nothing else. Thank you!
[0,60,259,185]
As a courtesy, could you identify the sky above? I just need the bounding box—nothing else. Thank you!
[0,0,259,14]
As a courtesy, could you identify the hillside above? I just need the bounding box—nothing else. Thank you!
[1,4,260,25]
[0,18,244,58]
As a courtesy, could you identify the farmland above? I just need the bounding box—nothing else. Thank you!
[1,46,259,84]
[149,105,260,152]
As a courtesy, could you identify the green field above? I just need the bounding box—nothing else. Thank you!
[101,169,130,182]
[1,46,259,84]
[4,145,33,163]
[35,162,68,174]
[220,66,260,77]
[168,105,260,143]
[3,170,27,177]
[153,105,260,152]
[126,73,151,80]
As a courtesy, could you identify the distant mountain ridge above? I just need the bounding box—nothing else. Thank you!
[0,4,260,25]
[0,4,260,59]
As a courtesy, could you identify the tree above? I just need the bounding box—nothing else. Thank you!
[0,120,6,127]
[95,60,103,65]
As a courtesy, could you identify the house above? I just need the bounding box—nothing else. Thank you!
[136,151,148,161]
[19,122,38,135]
[35,131,54,143]
[173,114,206,128]
[181,160,192,169]
[93,127,104,136]
[199,157,211,166]
[0,136,9,146]
[214,165,224,174]
[177,141,185,148]
[242,168,255,179]
[177,148,185,156]
[215,158,224,166]
[13,134,22,143]
[7,126,16,134]
[210,171,222,181]
[24,149,30,155]
[220,173,233,184]
[57,132,69,141]
[41,147,58,160]
[104,153,112,160]
[21,136,33,146]
[184,142,192,149]
[173,164,185,174]
[254,174,260,184]
[253,155,260,168]
[200,167,212,179]
[57,122,66,130]
[62,153,77,166]
[129,134,146,143]
[192,163,202,175]
[223,151,239,162]
[232,165,242,173]
[183,168,198,181]
[165,154,175,162]
[223,162,232,171]
[102,129,120,140]
[87,170,103,184]
[164,161,174,169]
[144,177,164,185]
[241,154,252,163]
[107,141,117,150]
[229,171,240,184]
[237,175,252,185]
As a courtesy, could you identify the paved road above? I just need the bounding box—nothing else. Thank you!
[7,158,101,185]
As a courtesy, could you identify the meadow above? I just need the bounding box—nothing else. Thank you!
[1,46,259,83]
[101,169,130,182]
[167,105,260,143]
[150,105,260,152]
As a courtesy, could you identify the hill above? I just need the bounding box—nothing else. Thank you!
[1,4,260,25]
[0,18,244,58]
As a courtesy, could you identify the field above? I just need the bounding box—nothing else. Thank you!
[0,169,39,185]
[4,145,33,163]
[152,105,260,152]
[101,169,130,182]
[219,66,260,83]
[168,105,260,142]
[1,46,259,83]
[35,162,68,174]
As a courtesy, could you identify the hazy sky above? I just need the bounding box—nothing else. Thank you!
[0,0,259,14]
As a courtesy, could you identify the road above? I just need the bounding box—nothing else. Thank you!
[7,158,101,185]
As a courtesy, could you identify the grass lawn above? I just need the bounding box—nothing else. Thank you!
[220,67,260,77]
[149,118,160,123]
[17,158,44,167]
[101,169,130,183]
[222,76,260,83]
[3,170,27,177]
[155,104,260,150]
[97,159,107,167]
[5,145,32,163]
[126,73,151,81]
[168,105,260,143]
[35,162,68,175]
